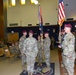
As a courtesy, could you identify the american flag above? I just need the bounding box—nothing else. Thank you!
[58,0,65,26]
[38,5,43,33]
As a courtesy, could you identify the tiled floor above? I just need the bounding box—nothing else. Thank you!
[0,48,60,75]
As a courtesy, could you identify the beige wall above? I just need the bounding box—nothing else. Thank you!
[7,0,58,27]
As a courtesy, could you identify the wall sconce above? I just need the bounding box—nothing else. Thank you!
[11,0,16,6]
[34,0,38,5]
[31,0,38,5]
[31,0,34,3]
[9,0,38,7]
[20,0,26,5]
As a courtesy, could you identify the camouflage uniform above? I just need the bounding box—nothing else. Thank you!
[15,42,20,55]
[9,43,20,56]
[37,40,43,65]
[75,33,76,51]
[0,41,6,48]
[9,45,16,54]
[23,36,38,74]
[19,36,26,66]
[43,37,51,68]
[62,32,75,75]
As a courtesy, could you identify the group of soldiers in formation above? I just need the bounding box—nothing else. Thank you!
[19,23,76,75]
[19,30,51,75]
[58,24,76,75]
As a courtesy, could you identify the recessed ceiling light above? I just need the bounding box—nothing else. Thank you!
[65,4,68,6]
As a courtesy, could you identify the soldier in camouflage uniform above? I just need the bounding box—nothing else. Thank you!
[9,42,20,57]
[37,35,43,66]
[43,32,51,70]
[23,30,38,75]
[9,43,16,54]
[60,24,75,75]
[15,42,20,55]
[19,30,27,70]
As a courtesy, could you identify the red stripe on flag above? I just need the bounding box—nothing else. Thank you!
[60,4,64,18]
[58,0,65,26]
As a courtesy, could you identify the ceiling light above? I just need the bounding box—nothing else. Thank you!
[31,0,34,3]
[20,0,26,5]
[34,0,38,5]
[11,0,16,6]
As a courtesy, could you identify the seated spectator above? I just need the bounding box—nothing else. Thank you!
[0,41,6,48]
[14,42,20,55]
[9,42,20,56]
[9,43,16,54]
[5,41,12,47]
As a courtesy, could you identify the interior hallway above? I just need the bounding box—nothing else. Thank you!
[0,48,60,75]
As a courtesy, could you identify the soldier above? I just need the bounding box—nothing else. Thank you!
[9,42,20,56]
[9,43,16,54]
[59,24,75,75]
[37,35,43,66]
[40,33,44,61]
[15,42,20,56]
[19,30,27,70]
[23,30,38,75]
[0,41,6,48]
[43,32,51,70]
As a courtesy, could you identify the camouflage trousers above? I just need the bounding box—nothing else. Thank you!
[63,55,75,75]
[37,49,43,64]
[21,54,26,66]
[44,50,50,68]
[26,55,35,73]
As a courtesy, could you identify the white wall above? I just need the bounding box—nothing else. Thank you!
[7,0,58,27]
[7,0,76,27]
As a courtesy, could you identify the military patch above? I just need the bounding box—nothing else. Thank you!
[69,38,71,41]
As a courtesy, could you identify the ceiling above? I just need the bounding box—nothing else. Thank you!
[63,0,76,20]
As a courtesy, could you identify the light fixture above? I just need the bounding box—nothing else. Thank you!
[31,0,38,5]
[20,0,26,5]
[11,0,16,6]
[31,0,34,3]
[9,0,38,6]
[34,0,38,5]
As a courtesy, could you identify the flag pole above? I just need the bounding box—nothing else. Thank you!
[59,25,61,44]
[58,0,65,44]
[38,3,44,61]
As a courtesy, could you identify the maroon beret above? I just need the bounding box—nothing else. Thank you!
[64,24,72,28]
[29,30,33,34]
[22,30,27,33]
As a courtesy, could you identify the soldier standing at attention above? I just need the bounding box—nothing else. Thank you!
[23,30,38,75]
[43,32,51,70]
[37,35,43,66]
[59,24,75,75]
[19,30,27,70]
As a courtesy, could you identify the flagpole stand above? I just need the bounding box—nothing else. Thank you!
[40,33,45,61]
